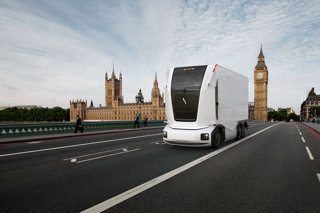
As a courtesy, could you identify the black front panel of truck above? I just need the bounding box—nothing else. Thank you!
[171,65,207,122]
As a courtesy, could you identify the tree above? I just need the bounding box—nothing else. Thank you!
[0,107,70,122]
[288,112,299,121]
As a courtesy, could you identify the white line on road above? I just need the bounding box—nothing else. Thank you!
[81,123,280,213]
[0,133,162,158]
[317,174,320,184]
[299,132,302,136]
[76,148,140,163]
[27,141,43,144]
[63,147,129,161]
[305,146,314,160]
[150,141,163,144]
[301,137,306,143]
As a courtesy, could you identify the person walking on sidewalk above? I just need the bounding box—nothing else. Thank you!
[134,114,140,128]
[143,116,148,127]
[74,115,83,133]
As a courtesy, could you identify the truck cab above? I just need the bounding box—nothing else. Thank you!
[163,65,248,147]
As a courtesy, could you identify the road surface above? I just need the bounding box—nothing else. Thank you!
[0,122,319,212]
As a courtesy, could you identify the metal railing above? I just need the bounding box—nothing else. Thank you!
[0,120,165,138]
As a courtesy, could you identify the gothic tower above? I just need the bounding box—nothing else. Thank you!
[69,99,87,121]
[105,63,123,107]
[254,46,268,121]
[151,73,164,107]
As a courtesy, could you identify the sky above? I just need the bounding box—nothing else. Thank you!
[0,0,319,114]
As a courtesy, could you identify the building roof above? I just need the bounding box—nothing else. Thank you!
[255,61,266,68]
[258,46,264,58]
[306,88,320,102]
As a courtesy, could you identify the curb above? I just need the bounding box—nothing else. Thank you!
[302,123,320,134]
[0,126,164,145]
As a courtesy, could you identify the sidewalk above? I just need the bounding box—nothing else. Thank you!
[0,126,164,144]
[303,122,320,134]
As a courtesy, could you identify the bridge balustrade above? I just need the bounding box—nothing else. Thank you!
[0,120,165,138]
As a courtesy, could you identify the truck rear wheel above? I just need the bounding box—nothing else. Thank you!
[240,124,246,138]
[236,123,242,140]
[211,130,222,148]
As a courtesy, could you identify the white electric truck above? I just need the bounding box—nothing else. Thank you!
[163,64,248,147]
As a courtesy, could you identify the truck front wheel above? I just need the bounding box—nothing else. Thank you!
[211,130,222,148]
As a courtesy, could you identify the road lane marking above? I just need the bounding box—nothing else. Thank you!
[150,141,163,145]
[301,137,306,143]
[27,141,43,144]
[81,123,280,213]
[299,132,302,136]
[305,146,314,160]
[63,147,129,161]
[0,133,161,158]
[76,148,140,163]
[317,174,320,184]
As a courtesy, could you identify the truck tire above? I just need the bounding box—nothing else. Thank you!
[211,130,222,148]
[240,124,246,138]
[236,123,242,140]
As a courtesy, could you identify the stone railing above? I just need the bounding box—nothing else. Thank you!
[0,120,165,138]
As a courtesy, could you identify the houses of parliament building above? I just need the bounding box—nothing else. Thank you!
[70,46,268,122]
[70,67,166,122]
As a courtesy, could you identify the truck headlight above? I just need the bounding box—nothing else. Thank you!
[201,133,209,140]
[163,131,167,138]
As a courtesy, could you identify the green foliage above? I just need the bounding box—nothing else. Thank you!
[268,109,299,122]
[0,107,70,122]
[288,112,299,121]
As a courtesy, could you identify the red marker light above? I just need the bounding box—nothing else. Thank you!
[213,64,218,72]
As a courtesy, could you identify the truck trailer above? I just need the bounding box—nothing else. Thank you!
[163,64,248,147]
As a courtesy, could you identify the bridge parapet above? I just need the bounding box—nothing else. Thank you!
[0,120,165,138]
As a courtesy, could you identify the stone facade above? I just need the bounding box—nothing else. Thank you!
[248,102,255,120]
[300,88,320,121]
[254,46,268,122]
[70,68,166,122]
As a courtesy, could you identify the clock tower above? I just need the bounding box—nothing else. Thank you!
[254,46,268,121]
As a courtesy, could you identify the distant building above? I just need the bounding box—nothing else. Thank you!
[277,107,294,115]
[268,107,275,112]
[300,88,320,121]
[248,102,254,120]
[0,106,8,111]
[70,66,166,122]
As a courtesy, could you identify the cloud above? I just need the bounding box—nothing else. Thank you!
[0,0,319,114]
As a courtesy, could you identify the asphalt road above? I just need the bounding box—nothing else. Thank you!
[0,122,319,213]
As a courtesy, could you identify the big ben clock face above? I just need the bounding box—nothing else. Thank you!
[256,72,263,79]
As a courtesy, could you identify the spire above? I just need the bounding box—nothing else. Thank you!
[112,60,115,78]
[255,45,266,68]
[120,71,122,79]
[154,73,158,85]
[308,88,316,96]
[105,69,108,79]
[258,45,264,59]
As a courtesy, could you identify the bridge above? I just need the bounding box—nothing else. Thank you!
[0,121,320,212]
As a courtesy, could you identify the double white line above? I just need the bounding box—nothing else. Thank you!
[63,147,140,164]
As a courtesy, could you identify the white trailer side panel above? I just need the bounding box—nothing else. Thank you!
[216,65,248,131]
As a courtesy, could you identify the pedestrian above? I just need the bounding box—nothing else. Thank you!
[74,115,83,133]
[143,116,148,127]
[134,114,140,128]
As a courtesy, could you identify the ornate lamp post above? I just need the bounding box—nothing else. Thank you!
[135,89,144,120]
